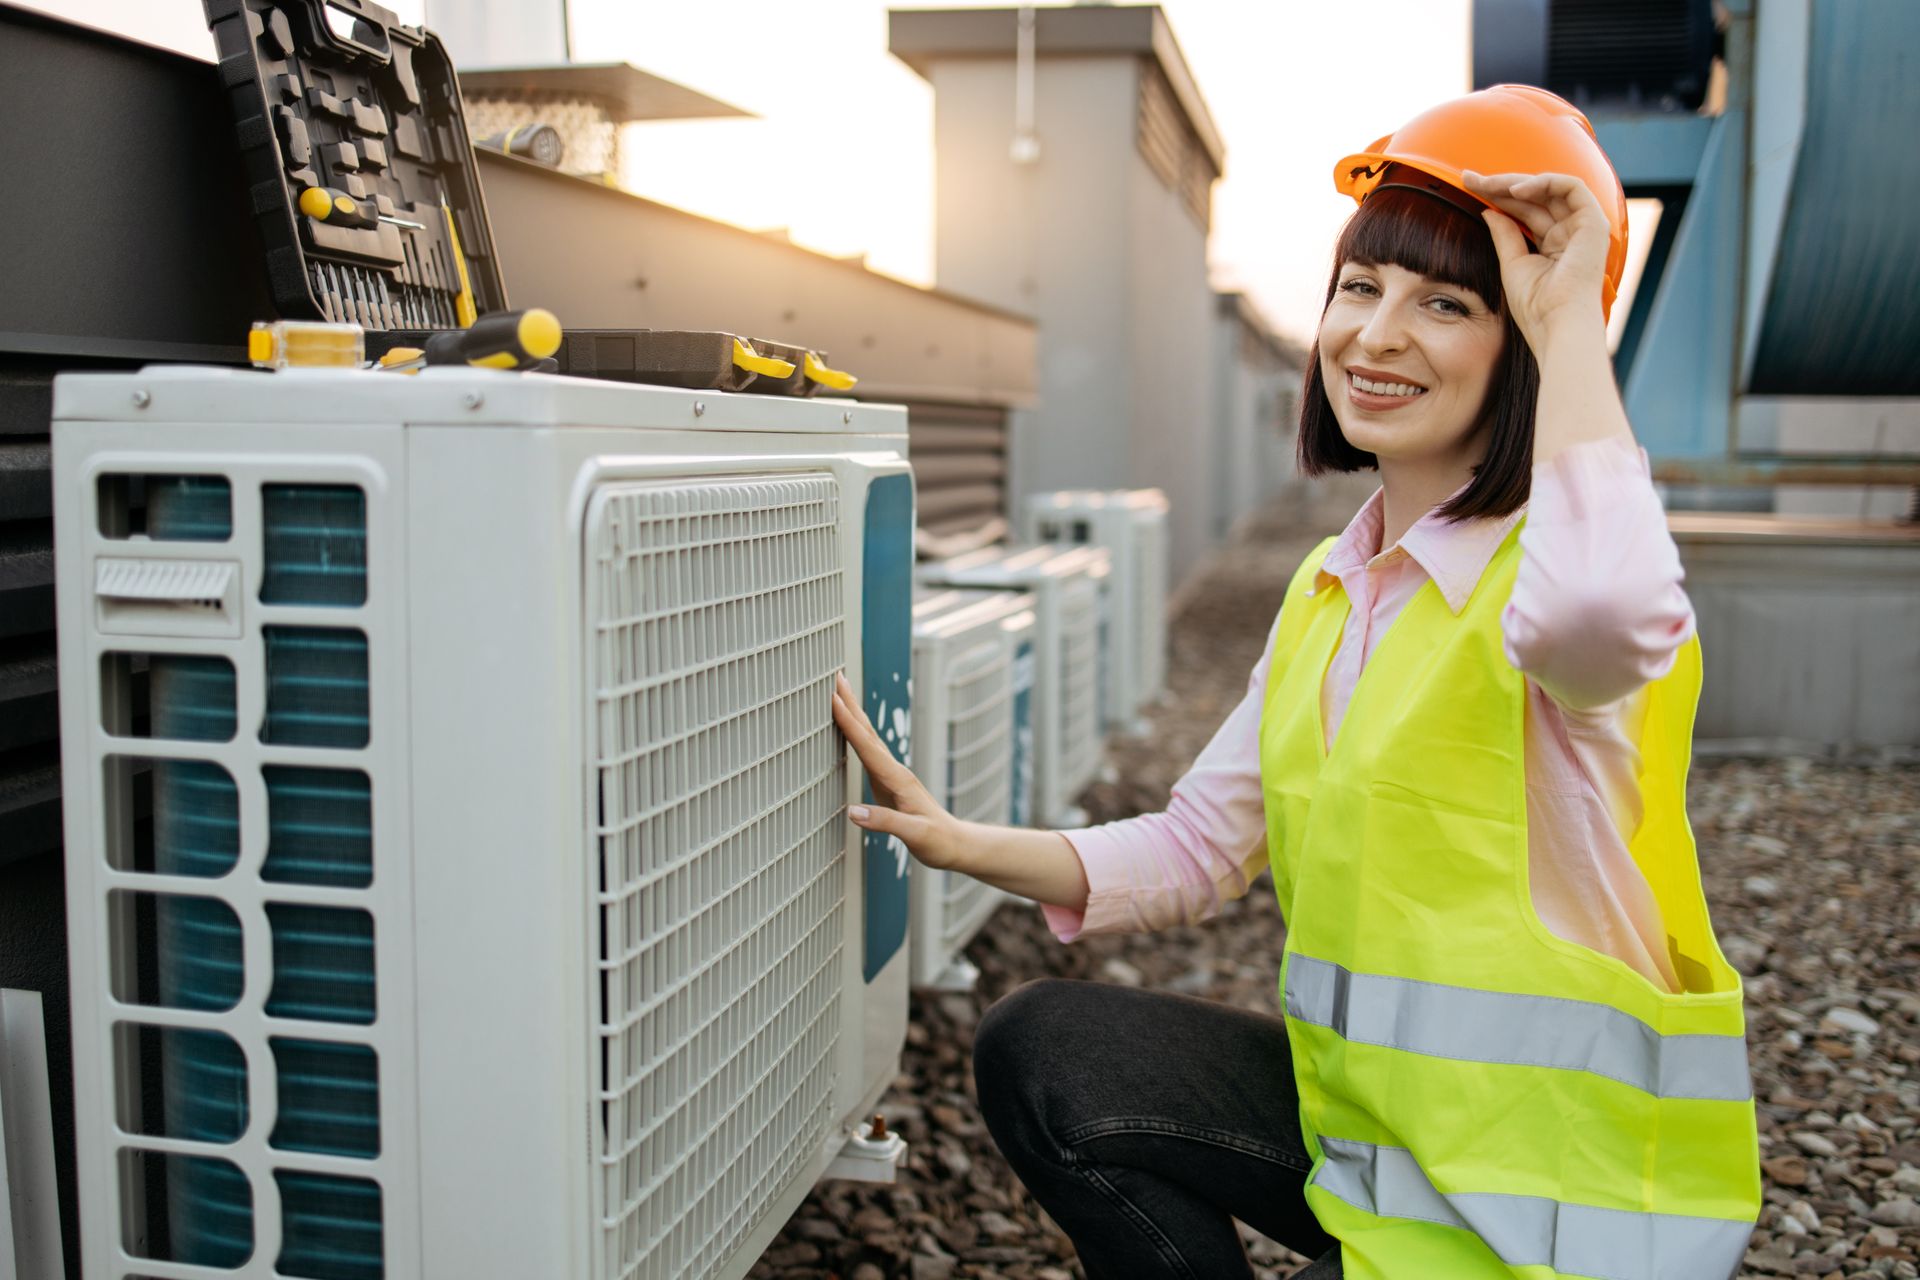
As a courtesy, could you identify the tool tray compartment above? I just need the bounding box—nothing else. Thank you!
[205,0,506,330]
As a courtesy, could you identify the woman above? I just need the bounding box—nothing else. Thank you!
[831,86,1760,1279]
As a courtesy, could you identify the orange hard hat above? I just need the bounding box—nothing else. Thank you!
[1333,85,1630,319]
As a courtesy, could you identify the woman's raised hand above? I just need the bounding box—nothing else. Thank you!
[1461,169,1611,351]
[831,670,967,871]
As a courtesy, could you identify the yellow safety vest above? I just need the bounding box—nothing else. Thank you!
[1258,527,1760,1279]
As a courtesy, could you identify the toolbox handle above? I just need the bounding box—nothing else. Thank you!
[312,0,394,63]
[803,352,859,392]
[732,339,797,380]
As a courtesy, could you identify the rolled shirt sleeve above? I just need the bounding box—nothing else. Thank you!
[1041,616,1280,942]
[1503,436,1697,711]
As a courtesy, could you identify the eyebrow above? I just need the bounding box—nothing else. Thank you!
[1342,262,1483,296]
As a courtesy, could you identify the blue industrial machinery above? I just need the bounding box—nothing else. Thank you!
[1474,0,1920,489]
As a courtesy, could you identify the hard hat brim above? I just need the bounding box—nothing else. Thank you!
[1336,153,1486,215]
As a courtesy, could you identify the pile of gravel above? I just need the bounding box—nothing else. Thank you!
[1707,758,1920,1280]
[750,497,1920,1280]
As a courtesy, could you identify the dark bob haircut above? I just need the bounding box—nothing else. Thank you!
[1296,184,1540,523]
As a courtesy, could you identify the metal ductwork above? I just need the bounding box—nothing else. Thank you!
[1474,0,1717,111]
[1470,0,1920,489]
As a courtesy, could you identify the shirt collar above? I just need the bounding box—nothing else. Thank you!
[1313,482,1526,615]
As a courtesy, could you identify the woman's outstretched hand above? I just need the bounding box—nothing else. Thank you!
[831,670,967,871]
[1461,169,1611,352]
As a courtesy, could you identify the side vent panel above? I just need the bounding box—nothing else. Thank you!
[79,469,392,1277]
[935,637,1012,962]
[586,473,850,1280]
[1004,619,1037,830]
[1057,581,1102,797]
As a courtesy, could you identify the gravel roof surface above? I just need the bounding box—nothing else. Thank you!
[752,495,1920,1280]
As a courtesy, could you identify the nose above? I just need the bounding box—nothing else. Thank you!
[1357,293,1413,356]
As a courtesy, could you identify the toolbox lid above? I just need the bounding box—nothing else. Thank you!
[202,0,508,332]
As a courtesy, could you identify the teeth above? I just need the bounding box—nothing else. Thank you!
[1350,373,1425,397]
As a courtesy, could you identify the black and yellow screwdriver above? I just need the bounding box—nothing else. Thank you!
[373,308,563,372]
[298,185,425,231]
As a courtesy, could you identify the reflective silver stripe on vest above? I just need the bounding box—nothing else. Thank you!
[1285,954,1751,1101]
[1313,1136,1751,1280]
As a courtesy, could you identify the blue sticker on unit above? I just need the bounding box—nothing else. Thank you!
[1010,638,1036,828]
[861,472,914,982]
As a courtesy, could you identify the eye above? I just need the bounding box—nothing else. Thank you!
[1338,277,1379,298]
[1428,295,1470,316]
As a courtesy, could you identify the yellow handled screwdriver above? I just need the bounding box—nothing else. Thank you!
[374,308,563,372]
[299,185,426,231]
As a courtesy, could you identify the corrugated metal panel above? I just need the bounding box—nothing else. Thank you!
[911,422,1007,454]
[911,454,1006,487]
[1,359,60,866]
[918,484,1005,524]
[901,401,1011,554]
[1750,0,1920,394]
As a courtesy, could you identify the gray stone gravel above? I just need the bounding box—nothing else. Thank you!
[752,495,1920,1279]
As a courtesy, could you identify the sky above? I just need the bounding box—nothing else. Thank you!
[38,0,1649,342]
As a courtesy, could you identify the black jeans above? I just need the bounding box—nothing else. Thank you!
[973,978,1343,1279]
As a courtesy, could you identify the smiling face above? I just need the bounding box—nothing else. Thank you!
[1296,182,1542,524]
[1317,259,1507,471]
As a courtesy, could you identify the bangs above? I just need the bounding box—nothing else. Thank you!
[1333,186,1504,312]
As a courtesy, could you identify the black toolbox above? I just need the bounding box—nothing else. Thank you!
[205,0,506,329]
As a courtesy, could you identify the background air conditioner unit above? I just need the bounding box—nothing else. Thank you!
[904,588,1036,991]
[917,546,1106,829]
[1024,489,1169,734]
[53,367,915,1280]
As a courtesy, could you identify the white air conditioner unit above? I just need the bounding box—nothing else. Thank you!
[52,367,918,1280]
[1024,489,1169,733]
[904,589,1036,991]
[916,545,1107,829]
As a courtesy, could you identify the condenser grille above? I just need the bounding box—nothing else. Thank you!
[1057,585,1101,794]
[940,638,1013,951]
[587,474,848,1280]
[942,640,1013,824]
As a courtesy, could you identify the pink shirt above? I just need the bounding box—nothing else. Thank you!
[1044,435,1694,991]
